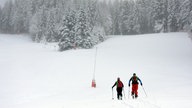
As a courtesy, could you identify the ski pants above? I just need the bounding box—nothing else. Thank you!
[116,87,123,100]
[131,84,138,96]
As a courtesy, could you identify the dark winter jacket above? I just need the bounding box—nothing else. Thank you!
[128,76,142,86]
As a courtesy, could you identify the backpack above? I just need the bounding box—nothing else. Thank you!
[132,76,139,84]
[117,81,123,88]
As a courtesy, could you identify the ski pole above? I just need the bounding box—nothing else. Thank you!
[128,86,130,99]
[123,88,126,99]
[142,86,147,97]
[112,88,114,100]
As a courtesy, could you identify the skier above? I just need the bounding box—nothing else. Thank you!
[112,77,124,100]
[128,73,143,99]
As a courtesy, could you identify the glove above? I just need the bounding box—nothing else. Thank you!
[128,84,130,87]
[141,83,143,86]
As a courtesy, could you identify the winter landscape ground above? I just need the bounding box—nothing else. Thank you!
[0,32,192,108]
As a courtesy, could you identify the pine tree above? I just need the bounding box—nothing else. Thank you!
[135,0,154,33]
[45,8,57,42]
[187,0,192,33]
[120,0,138,35]
[1,1,13,33]
[0,6,2,32]
[110,0,121,35]
[152,0,169,32]
[190,1,192,32]
[86,0,98,32]
[29,6,48,42]
[76,9,93,49]
[11,0,31,33]
[168,0,181,32]
[180,0,192,31]
[58,10,76,51]
[29,10,42,42]
[97,0,112,35]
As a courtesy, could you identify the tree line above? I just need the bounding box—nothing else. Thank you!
[0,0,192,50]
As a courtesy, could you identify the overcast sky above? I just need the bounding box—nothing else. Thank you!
[0,0,6,6]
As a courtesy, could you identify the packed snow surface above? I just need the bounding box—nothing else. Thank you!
[0,32,192,108]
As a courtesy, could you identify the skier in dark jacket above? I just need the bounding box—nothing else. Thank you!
[112,77,124,100]
[128,73,143,99]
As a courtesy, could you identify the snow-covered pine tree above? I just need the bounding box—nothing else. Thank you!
[1,1,13,33]
[76,9,93,49]
[135,0,154,34]
[11,0,23,33]
[180,0,192,31]
[11,0,32,33]
[86,0,98,32]
[45,8,57,42]
[185,0,192,36]
[152,0,169,32]
[109,0,121,35]
[58,10,76,51]
[0,6,2,32]
[29,6,47,42]
[23,0,33,33]
[85,0,106,44]
[120,0,138,35]
[97,0,112,35]
[168,0,181,32]
[29,11,42,42]
[190,1,192,33]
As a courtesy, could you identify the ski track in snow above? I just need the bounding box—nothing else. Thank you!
[110,98,161,108]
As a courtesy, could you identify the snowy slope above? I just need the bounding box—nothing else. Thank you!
[0,33,192,108]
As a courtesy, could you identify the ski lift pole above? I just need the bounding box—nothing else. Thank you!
[92,47,98,88]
